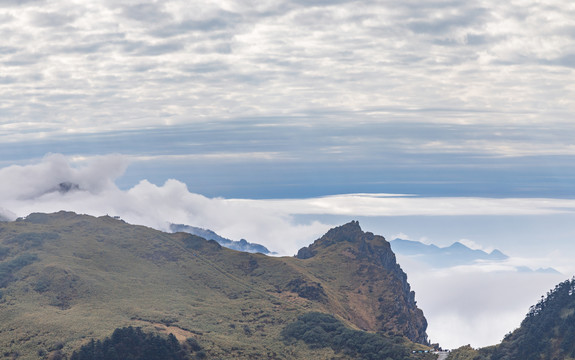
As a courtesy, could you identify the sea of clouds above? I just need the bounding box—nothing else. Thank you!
[4,154,575,254]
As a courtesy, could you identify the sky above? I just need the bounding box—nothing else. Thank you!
[1,0,575,350]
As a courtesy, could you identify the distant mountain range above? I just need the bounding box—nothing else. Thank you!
[390,238,559,274]
[169,223,275,254]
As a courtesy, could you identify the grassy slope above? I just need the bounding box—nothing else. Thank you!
[0,212,429,359]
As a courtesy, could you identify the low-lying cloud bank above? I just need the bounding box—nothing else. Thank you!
[3,154,575,256]
[395,253,566,349]
[0,154,329,254]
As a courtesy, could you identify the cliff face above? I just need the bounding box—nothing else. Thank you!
[296,221,428,343]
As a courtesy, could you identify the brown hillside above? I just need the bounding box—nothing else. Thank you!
[0,212,428,359]
[295,220,428,343]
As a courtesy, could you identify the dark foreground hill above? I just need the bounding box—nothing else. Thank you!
[0,212,429,359]
[448,278,575,360]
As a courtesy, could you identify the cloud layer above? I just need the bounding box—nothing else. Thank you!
[3,154,575,254]
[407,265,565,349]
[2,0,575,200]
[0,0,574,138]
[0,154,330,253]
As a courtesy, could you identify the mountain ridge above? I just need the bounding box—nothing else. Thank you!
[390,238,560,274]
[0,212,429,359]
[390,238,508,263]
[296,221,427,343]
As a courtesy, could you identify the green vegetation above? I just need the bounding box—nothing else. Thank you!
[282,312,413,360]
[0,246,10,260]
[285,278,327,302]
[446,345,492,360]
[0,212,428,359]
[0,253,37,288]
[293,221,428,343]
[70,326,194,360]
[6,231,59,249]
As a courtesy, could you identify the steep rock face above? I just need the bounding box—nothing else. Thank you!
[296,221,427,343]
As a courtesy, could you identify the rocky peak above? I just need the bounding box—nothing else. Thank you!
[295,221,428,344]
[296,221,364,259]
[322,220,364,243]
[296,221,389,264]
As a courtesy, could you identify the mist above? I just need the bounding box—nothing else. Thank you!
[397,255,565,349]
[0,154,329,254]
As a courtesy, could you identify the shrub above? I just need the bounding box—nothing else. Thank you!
[0,253,38,288]
[70,326,193,360]
[281,312,411,360]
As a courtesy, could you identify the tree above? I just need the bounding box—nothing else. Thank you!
[70,327,194,360]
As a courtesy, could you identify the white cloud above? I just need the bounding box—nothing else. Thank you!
[3,154,575,255]
[419,139,575,158]
[458,238,487,252]
[393,239,575,349]
[0,153,127,199]
[392,232,411,240]
[399,255,566,349]
[131,152,288,162]
[0,154,330,254]
[228,194,575,217]
[0,0,573,142]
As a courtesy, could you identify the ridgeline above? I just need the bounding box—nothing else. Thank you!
[0,212,430,359]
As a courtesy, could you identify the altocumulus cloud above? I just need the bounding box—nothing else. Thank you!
[0,0,573,136]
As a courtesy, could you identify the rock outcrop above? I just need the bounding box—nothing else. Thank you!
[295,221,428,344]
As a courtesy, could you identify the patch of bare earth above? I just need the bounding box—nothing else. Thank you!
[133,320,196,341]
